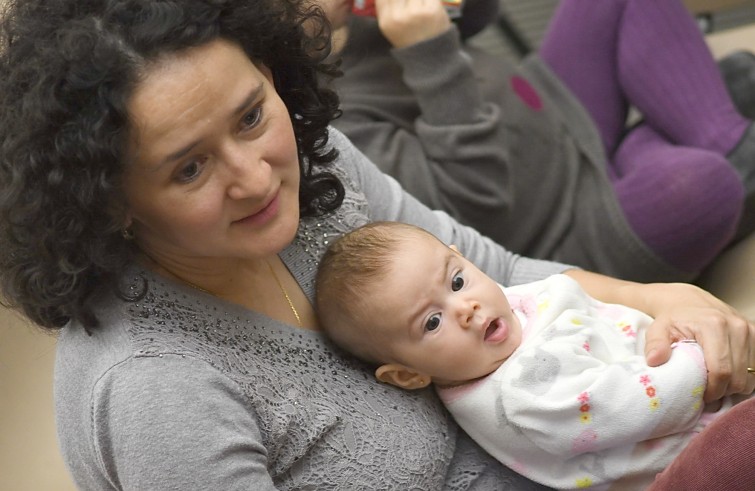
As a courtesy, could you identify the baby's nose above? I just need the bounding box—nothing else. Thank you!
[457,300,481,329]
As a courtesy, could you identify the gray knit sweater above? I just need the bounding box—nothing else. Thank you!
[55,129,564,490]
[330,16,687,282]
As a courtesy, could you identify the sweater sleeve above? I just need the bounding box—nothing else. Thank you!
[86,355,277,491]
[328,127,571,286]
[502,336,707,457]
[334,24,520,234]
[391,27,517,225]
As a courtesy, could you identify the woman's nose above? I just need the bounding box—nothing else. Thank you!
[223,143,271,199]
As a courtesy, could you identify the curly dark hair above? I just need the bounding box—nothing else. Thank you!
[0,0,345,331]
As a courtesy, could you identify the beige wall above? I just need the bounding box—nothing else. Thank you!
[706,21,755,59]
[0,310,76,490]
[684,0,755,14]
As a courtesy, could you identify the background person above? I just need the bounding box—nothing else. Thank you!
[322,0,755,282]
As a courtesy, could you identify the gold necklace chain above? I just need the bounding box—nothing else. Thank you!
[146,253,302,328]
[264,259,302,328]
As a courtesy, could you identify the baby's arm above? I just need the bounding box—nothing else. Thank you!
[502,332,707,457]
[566,269,755,401]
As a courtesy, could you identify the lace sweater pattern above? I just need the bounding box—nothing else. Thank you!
[54,129,562,490]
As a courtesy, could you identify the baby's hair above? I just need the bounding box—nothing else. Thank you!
[316,221,435,363]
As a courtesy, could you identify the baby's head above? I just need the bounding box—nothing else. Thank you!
[316,221,522,389]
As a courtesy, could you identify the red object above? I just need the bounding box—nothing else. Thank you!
[351,0,376,17]
[351,0,464,18]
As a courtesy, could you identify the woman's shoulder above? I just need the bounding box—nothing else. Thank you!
[324,125,396,194]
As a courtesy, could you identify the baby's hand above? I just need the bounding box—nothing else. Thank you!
[374,0,452,48]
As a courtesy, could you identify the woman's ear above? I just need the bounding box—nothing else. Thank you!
[121,211,133,230]
[375,364,432,390]
[121,215,135,240]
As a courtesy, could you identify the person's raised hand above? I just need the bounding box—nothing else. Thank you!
[374,0,452,49]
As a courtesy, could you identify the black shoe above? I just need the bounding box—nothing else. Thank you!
[719,50,755,120]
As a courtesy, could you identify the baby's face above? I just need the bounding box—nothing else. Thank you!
[371,233,522,386]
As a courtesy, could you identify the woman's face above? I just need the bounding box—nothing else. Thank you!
[122,39,301,265]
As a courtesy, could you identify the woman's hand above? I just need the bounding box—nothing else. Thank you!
[374,0,452,49]
[566,270,755,402]
[640,283,754,402]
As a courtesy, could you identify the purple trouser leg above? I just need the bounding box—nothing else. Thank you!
[612,126,743,272]
[539,0,747,272]
[539,0,749,154]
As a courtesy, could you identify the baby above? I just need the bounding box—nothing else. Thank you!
[315,221,747,490]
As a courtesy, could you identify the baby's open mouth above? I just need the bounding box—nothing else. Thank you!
[483,317,509,343]
[484,318,501,341]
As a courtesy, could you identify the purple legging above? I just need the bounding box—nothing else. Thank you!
[539,0,747,273]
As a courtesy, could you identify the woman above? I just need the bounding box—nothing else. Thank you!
[325,0,755,282]
[0,0,752,489]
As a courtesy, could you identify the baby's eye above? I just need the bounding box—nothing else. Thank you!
[424,314,441,332]
[451,272,465,291]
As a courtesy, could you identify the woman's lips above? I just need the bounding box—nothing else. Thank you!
[233,192,279,227]
[484,318,509,343]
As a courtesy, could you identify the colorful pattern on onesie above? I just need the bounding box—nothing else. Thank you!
[438,274,717,490]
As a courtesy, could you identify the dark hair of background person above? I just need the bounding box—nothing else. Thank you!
[0,0,345,331]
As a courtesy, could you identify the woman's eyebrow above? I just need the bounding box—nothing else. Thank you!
[231,82,265,117]
[161,141,201,167]
[159,82,265,167]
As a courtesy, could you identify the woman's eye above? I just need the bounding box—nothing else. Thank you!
[451,272,465,291]
[241,106,263,130]
[424,314,441,332]
[175,159,205,183]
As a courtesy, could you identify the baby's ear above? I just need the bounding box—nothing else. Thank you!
[375,364,431,390]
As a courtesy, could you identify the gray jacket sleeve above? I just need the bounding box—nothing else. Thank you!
[395,27,517,222]
[329,127,571,286]
[334,24,519,236]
